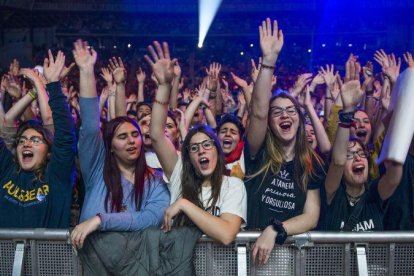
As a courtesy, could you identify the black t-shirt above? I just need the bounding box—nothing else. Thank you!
[383,153,414,230]
[244,142,324,230]
[326,180,385,231]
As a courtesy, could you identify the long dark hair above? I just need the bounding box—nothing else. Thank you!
[103,116,152,213]
[14,120,54,182]
[177,125,226,224]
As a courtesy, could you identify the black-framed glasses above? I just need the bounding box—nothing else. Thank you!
[188,139,215,153]
[16,136,45,146]
[269,105,297,117]
[346,150,368,160]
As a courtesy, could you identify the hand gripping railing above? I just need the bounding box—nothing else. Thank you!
[2,229,414,276]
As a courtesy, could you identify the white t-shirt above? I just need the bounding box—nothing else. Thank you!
[168,158,247,225]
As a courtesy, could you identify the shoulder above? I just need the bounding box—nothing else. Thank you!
[221,176,246,193]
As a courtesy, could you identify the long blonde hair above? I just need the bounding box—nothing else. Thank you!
[248,91,324,192]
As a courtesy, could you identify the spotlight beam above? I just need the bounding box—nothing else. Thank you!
[198,0,223,48]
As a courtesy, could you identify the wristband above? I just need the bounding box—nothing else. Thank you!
[153,98,169,106]
[338,110,355,125]
[260,63,276,70]
[96,213,102,229]
[269,218,288,245]
[28,89,38,100]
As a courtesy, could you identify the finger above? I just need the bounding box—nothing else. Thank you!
[251,59,256,70]
[251,245,259,264]
[153,41,164,60]
[48,49,54,64]
[259,26,264,41]
[263,251,271,265]
[43,58,49,69]
[147,45,159,62]
[273,19,278,37]
[112,57,120,67]
[266,18,271,37]
[118,57,124,68]
[144,55,154,67]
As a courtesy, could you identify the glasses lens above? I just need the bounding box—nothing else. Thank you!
[189,144,199,153]
[203,140,213,150]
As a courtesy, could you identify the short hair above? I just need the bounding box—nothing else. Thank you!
[217,114,245,138]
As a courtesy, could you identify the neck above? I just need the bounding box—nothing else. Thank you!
[117,161,136,182]
[282,139,296,161]
[201,178,211,187]
[345,184,365,198]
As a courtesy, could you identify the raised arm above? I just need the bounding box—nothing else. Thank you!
[136,67,146,103]
[19,68,53,125]
[146,41,178,179]
[247,18,283,157]
[325,60,364,202]
[42,50,76,182]
[298,86,331,154]
[73,39,97,98]
[109,57,127,117]
[169,61,182,110]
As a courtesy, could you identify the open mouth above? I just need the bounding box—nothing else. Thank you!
[352,164,365,175]
[307,138,314,144]
[22,150,34,161]
[356,130,367,138]
[222,139,233,149]
[279,121,292,132]
[199,157,210,170]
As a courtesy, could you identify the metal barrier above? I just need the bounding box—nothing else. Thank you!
[1,229,414,276]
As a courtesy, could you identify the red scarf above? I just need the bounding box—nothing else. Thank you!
[225,141,244,164]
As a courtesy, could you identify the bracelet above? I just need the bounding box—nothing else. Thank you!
[338,122,352,128]
[338,110,355,125]
[153,98,169,106]
[28,89,38,100]
[96,213,102,229]
[260,62,276,70]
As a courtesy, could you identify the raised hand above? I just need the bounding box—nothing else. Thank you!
[231,72,248,88]
[259,18,284,65]
[297,85,312,108]
[344,54,361,83]
[109,57,127,84]
[403,52,414,68]
[60,62,76,79]
[100,67,113,85]
[251,58,262,83]
[9,59,20,77]
[319,64,336,86]
[290,73,312,97]
[43,50,66,83]
[136,67,146,83]
[72,39,97,71]
[2,74,21,98]
[374,50,401,83]
[19,68,43,85]
[173,61,182,77]
[340,80,363,111]
[144,41,176,86]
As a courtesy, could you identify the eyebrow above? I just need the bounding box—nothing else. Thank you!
[270,105,295,110]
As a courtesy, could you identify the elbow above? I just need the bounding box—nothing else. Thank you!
[219,233,237,246]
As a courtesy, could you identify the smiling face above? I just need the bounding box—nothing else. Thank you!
[305,124,317,150]
[350,110,372,146]
[268,97,300,146]
[111,122,142,166]
[343,141,369,187]
[188,132,218,178]
[218,122,241,156]
[16,128,49,171]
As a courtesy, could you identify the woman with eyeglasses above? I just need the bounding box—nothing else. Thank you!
[324,70,403,232]
[0,50,76,228]
[244,19,325,265]
[147,41,247,245]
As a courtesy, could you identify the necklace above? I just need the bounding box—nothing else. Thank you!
[346,191,363,207]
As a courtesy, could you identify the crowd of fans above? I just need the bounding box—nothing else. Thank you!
[1,17,414,269]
